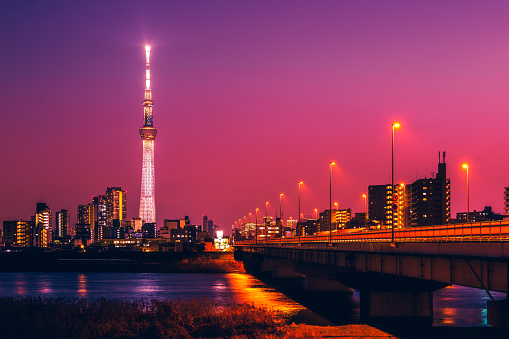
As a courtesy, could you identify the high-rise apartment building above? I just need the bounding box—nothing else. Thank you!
[76,204,93,244]
[368,184,405,228]
[106,187,127,226]
[407,152,450,226]
[55,209,70,238]
[92,195,107,242]
[2,220,31,246]
[34,203,52,247]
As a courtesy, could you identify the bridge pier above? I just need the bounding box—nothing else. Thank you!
[262,258,303,278]
[488,298,509,332]
[361,290,432,322]
[341,272,446,325]
[293,263,352,293]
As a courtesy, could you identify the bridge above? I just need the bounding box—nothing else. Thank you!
[234,220,509,330]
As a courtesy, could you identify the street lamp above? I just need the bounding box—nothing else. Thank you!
[279,193,284,243]
[255,208,259,245]
[400,183,405,228]
[265,201,269,243]
[392,122,401,243]
[314,208,318,220]
[462,163,469,223]
[330,161,335,243]
[362,194,367,228]
[298,181,303,243]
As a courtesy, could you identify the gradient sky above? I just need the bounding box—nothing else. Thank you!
[1,0,508,234]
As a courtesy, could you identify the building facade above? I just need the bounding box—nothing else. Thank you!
[407,152,450,227]
[456,206,504,223]
[368,184,405,229]
[34,203,52,247]
[505,186,509,218]
[55,209,70,238]
[106,187,127,227]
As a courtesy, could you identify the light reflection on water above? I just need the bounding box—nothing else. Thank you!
[432,285,505,327]
[0,272,304,318]
[0,272,504,326]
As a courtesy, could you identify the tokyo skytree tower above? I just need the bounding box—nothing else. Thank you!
[139,46,157,223]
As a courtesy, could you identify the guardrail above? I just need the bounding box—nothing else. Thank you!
[235,220,509,245]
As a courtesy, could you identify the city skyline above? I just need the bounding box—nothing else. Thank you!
[1,1,509,232]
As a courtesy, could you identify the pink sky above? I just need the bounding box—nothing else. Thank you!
[1,1,508,233]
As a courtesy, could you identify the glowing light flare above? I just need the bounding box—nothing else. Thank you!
[393,122,401,129]
[145,45,151,62]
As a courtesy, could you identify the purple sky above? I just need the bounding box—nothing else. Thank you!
[1,1,508,233]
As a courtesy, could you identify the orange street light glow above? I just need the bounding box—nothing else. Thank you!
[393,122,401,129]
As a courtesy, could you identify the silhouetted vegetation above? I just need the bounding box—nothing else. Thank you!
[0,297,317,338]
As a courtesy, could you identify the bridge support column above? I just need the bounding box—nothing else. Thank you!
[261,258,303,278]
[293,263,352,293]
[341,272,446,325]
[488,299,509,332]
[305,276,352,292]
[361,290,433,323]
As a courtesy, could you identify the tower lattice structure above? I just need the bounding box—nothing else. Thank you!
[139,46,157,224]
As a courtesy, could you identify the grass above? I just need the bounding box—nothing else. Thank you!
[0,297,318,339]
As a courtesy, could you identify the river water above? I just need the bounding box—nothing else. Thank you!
[0,272,504,327]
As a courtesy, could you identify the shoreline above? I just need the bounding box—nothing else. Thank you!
[0,251,244,273]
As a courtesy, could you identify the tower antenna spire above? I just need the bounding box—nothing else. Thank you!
[139,45,157,224]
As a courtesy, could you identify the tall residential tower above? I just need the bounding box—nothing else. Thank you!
[139,46,157,224]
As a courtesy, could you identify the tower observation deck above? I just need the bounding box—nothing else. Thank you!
[139,46,157,224]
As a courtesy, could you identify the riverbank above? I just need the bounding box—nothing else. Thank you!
[0,251,244,273]
[0,297,396,339]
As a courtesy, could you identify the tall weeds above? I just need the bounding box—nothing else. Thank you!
[0,297,309,338]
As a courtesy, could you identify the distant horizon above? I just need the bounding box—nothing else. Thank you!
[1,1,508,234]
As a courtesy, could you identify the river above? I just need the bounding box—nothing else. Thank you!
[0,272,504,327]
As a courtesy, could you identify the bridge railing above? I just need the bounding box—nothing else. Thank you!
[235,220,509,245]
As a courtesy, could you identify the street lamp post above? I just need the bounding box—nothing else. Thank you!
[255,208,259,245]
[314,208,318,220]
[392,122,400,243]
[362,194,367,228]
[279,193,284,243]
[265,201,269,243]
[463,163,469,223]
[330,161,335,243]
[298,181,303,244]
[400,183,405,228]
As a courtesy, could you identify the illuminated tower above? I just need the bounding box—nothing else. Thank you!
[139,46,157,224]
